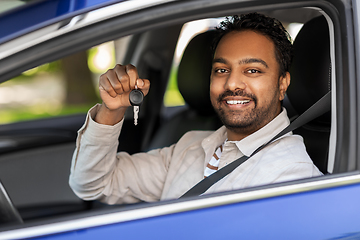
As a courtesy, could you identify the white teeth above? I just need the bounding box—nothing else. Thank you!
[227,100,250,105]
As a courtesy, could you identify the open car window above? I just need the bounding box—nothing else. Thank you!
[0,39,129,125]
[0,0,359,239]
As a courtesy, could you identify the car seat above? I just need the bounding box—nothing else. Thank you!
[146,30,222,150]
[286,15,331,174]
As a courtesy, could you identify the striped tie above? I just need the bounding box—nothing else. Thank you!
[204,144,223,178]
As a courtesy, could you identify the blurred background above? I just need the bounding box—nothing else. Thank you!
[0,7,216,125]
[0,42,114,124]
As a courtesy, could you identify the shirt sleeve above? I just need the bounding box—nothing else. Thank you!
[69,104,174,204]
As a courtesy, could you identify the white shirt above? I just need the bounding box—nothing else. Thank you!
[69,105,323,204]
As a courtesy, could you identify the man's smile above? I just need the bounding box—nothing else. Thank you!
[224,99,251,105]
[219,92,256,109]
[222,98,253,110]
[225,99,251,105]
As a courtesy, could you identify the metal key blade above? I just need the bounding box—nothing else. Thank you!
[133,106,139,125]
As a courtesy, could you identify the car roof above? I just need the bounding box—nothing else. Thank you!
[0,0,124,44]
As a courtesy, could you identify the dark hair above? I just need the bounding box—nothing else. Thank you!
[213,13,293,77]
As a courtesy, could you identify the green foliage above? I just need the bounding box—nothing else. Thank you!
[163,67,185,107]
[0,104,93,124]
[10,61,62,84]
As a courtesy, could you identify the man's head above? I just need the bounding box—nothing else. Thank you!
[212,13,293,78]
[210,13,293,141]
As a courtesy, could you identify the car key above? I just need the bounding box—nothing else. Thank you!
[129,86,144,125]
[133,105,139,125]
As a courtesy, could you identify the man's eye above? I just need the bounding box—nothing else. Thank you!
[247,69,260,74]
[215,69,227,73]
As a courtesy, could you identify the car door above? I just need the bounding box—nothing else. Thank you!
[0,0,359,239]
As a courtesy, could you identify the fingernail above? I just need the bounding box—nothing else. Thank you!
[137,79,144,87]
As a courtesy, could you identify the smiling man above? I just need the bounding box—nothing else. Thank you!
[69,13,322,204]
[210,29,290,141]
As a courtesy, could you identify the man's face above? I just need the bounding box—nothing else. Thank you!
[210,30,290,140]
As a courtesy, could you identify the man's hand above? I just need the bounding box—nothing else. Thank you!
[95,64,150,125]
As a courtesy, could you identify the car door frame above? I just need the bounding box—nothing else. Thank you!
[0,0,359,238]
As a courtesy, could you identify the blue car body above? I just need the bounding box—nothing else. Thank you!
[30,180,360,240]
[0,0,359,239]
[0,0,121,44]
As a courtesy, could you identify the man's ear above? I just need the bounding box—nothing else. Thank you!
[279,72,290,101]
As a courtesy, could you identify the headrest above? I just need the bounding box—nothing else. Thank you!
[287,16,331,124]
[177,30,217,116]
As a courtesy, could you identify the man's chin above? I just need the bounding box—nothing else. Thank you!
[223,121,254,132]
[218,112,262,131]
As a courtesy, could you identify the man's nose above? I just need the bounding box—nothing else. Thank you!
[225,72,246,91]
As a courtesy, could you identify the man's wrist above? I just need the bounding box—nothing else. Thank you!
[94,103,127,125]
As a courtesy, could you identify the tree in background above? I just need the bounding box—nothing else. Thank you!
[61,51,99,106]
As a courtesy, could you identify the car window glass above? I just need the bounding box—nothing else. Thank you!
[0,37,131,125]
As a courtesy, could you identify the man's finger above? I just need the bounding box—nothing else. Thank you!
[138,79,150,96]
[125,64,139,89]
[99,74,117,98]
[106,68,125,95]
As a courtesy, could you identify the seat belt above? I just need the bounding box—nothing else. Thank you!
[180,91,331,199]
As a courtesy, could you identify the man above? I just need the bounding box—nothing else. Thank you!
[69,13,322,204]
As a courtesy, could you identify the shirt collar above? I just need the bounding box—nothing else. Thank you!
[201,108,290,157]
[235,107,290,156]
[201,125,227,154]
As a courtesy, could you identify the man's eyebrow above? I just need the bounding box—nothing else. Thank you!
[212,57,269,68]
[240,58,269,68]
[212,57,227,65]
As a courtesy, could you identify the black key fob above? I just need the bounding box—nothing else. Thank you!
[129,89,144,106]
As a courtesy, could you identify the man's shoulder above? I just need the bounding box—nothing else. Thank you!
[268,133,312,163]
[172,126,226,155]
[255,134,323,175]
[171,130,214,151]
[278,133,305,145]
[178,130,215,143]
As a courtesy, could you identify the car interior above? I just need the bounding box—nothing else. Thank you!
[0,4,336,227]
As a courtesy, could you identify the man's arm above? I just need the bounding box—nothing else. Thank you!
[69,106,175,204]
[69,64,171,204]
